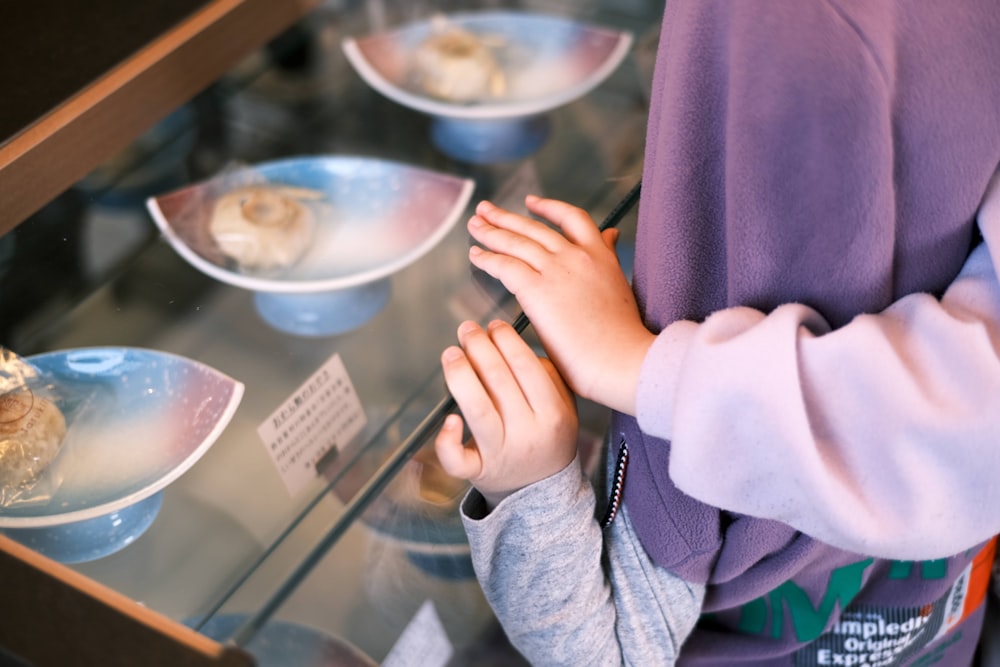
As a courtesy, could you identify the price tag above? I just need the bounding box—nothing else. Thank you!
[257,354,367,497]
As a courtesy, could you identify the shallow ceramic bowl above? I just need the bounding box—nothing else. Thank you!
[0,347,244,563]
[328,410,603,582]
[147,156,474,337]
[342,10,633,162]
[197,615,376,667]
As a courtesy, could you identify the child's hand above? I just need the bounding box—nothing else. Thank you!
[434,319,579,509]
[466,196,656,414]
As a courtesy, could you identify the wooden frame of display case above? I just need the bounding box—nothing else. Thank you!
[0,0,319,238]
[0,534,255,666]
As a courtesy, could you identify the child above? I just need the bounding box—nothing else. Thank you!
[436,0,1000,663]
[436,318,704,665]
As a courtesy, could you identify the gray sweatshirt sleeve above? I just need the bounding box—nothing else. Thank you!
[460,455,704,666]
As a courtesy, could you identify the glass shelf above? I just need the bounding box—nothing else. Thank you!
[0,0,661,663]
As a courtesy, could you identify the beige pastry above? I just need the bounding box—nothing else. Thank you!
[0,388,67,492]
[209,184,321,272]
[413,20,506,103]
[412,444,467,508]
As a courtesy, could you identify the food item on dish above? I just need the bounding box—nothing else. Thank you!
[411,444,468,508]
[380,443,468,513]
[208,184,322,272]
[412,16,506,103]
[0,388,67,492]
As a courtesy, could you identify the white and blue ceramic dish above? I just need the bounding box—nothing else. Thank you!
[328,411,602,583]
[196,615,376,667]
[342,11,633,163]
[147,156,474,336]
[0,347,244,563]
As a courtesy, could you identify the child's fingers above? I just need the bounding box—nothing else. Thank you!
[486,321,571,413]
[434,414,482,481]
[467,216,551,279]
[602,227,620,252]
[474,200,567,253]
[467,245,539,296]
[524,195,602,245]
[456,321,530,422]
[538,356,577,410]
[440,341,501,442]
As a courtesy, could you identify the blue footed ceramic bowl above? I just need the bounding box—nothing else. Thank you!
[2,492,164,564]
[0,347,244,563]
[147,156,474,336]
[342,10,634,162]
[195,615,376,667]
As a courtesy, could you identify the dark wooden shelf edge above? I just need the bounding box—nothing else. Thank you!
[0,0,320,237]
[0,535,256,666]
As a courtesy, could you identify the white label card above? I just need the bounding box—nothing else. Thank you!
[257,353,367,497]
[382,601,454,667]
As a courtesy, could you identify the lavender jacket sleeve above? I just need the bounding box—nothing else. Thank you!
[460,455,704,666]
[645,170,1000,561]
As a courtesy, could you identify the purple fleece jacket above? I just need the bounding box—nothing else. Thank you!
[617,0,1000,664]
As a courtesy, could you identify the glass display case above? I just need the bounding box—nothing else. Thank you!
[0,0,662,664]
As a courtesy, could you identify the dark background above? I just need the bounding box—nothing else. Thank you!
[0,0,211,144]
